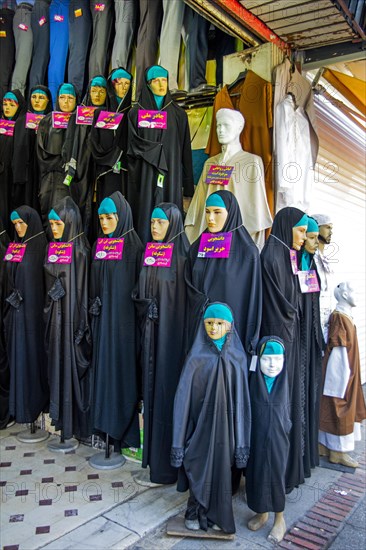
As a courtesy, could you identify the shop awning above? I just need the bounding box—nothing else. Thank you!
[322,68,366,117]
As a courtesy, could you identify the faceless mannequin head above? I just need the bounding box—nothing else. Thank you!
[334,281,356,308]
[3,94,19,119]
[11,215,28,238]
[216,108,244,145]
[31,91,49,112]
[203,303,233,343]
[260,340,285,378]
[150,207,170,241]
[58,84,77,113]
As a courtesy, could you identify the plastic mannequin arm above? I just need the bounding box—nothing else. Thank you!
[323,346,350,398]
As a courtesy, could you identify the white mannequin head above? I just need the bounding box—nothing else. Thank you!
[334,281,356,308]
[216,108,244,145]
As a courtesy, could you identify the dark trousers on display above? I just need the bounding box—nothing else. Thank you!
[88,0,113,78]
[159,0,185,90]
[11,2,33,95]
[135,0,163,95]
[183,6,209,90]
[68,0,92,97]
[111,0,137,72]
[29,0,51,90]
[48,0,70,106]
[0,8,15,101]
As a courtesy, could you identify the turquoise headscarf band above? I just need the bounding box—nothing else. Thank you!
[301,250,311,271]
[91,76,107,88]
[111,69,131,81]
[262,341,284,355]
[212,334,227,351]
[264,375,276,394]
[48,209,61,221]
[151,207,168,221]
[306,217,319,233]
[59,84,76,97]
[4,92,18,103]
[146,66,168,81]
[293,213,309,228]
[98,197,117,215]
[206,193,226,209]
[204,304,233,323]
[10,211,20,221]
[32,89,48,97]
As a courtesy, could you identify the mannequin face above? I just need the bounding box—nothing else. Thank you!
[151,218,169,241]
[305,232,319,254]
[149,78,168,96]
[216,119,242,145]
[319,223,333,244]
[12,218,28,238]
[3,99,19,119]
[260,354,284,378]
[58,94,76,113]
[205,206,228,233]
[204,318,231,341]
[341,284,357,308]
[49,219,65,239]
[31,92,49,112]
[90,86,107,106]
[99,213,118,235]
[292,225,307,250]
[113,78,131,99]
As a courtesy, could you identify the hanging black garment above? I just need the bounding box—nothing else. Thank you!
[132,203,189,484]
[260,206,306,493]
[89,191,143,446]
[4,206,49,423]
[0,220,11,429]
[171,303,251,534]
[12,85,53,213]
[36,83,78,228]
[185,190,262,361]
[127,66,194,243]
[0,90,26,233]
[246,336,291,514]
[44,197,92,440]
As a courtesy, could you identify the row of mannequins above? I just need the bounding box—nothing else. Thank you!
[1,187,365,541]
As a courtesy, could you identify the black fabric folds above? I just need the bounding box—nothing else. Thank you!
[0,220,11,428]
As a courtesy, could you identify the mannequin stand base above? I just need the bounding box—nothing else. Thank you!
[89,452,126,470]
[47,437,79,453]
[167,515,235,540]
[17,428,49,444]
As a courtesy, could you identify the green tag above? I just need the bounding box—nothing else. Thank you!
[157,174,164,188]
[113,161,121,174]
[63,174,73,187]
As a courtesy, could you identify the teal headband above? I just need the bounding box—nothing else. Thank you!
[98,197,117,215]
[4,92,18,103]
[293,214,309,228]
[146,66,168,81]
[151,207,168,221]
[111,69,131,81]
[91,76,107,88]
[48,209,61,221]
[204,304,233,323]
[206,193,226,209]
[262,341,284,355]
[32,89,48,97]
[10,210,20,221]
[306,217,319,233]
[59,84,76,97]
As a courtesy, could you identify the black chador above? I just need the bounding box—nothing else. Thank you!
[185,190,262,360]
[260,206,306,493]
[127,66,194,243]
[171,303,251,534]
[0,219,11,428]
[246,337,291,514]
[4,206,49,423]
[44,197,91,440]
[132,203,189,484]
[89,192,143,448]
[36,84,78,228]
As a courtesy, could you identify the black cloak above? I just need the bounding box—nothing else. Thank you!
[185,190,262,361]
[89,191,143,446]
[0,219,11,428]
[44,197,92,440]
[246,336,291,514]
[132,202,189,484]
[171,302,251,534]
[260,206,305,493]
[4,206,49,423]
[127,66,194,243]
[36,83,78,228]
[0,90,26,233]
[12,85,53,212]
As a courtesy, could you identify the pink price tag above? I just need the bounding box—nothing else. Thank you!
[25,112,44,130]
[47,242,73,264]
[205,165,234,186]
[198,232,232,258]
[4,243,27,263]
[54,14,64,22]
[138,110,167,129]
[143,242,174,268]
[95,3,105,11]
[94,238,124,260]
[52,111,71,129]
[95,110,123,130]
[289,249,298,274]
[0,119,15,137]
[38,16,46,26]
[297,270,320,294]
[76,105,97,125]
[18,23,29,31]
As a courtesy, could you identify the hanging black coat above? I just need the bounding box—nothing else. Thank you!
[12,85,53,212]
[185,190,262,361]
[171,303,251,534]
[132,202,189,484]
[260,206,306,493]
[4,206,49,423]
[0,219,11,428]
[127,67,194,243]
[36,84,78,228]
[0,90,26,233]
[89,191,143,446]
[44,196,91,440]
[246,336,291,514]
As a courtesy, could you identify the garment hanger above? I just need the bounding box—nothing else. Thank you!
[227,70,248,92]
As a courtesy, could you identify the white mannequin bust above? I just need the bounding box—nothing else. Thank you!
[216,108,244,164]
[334,281,356,318]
